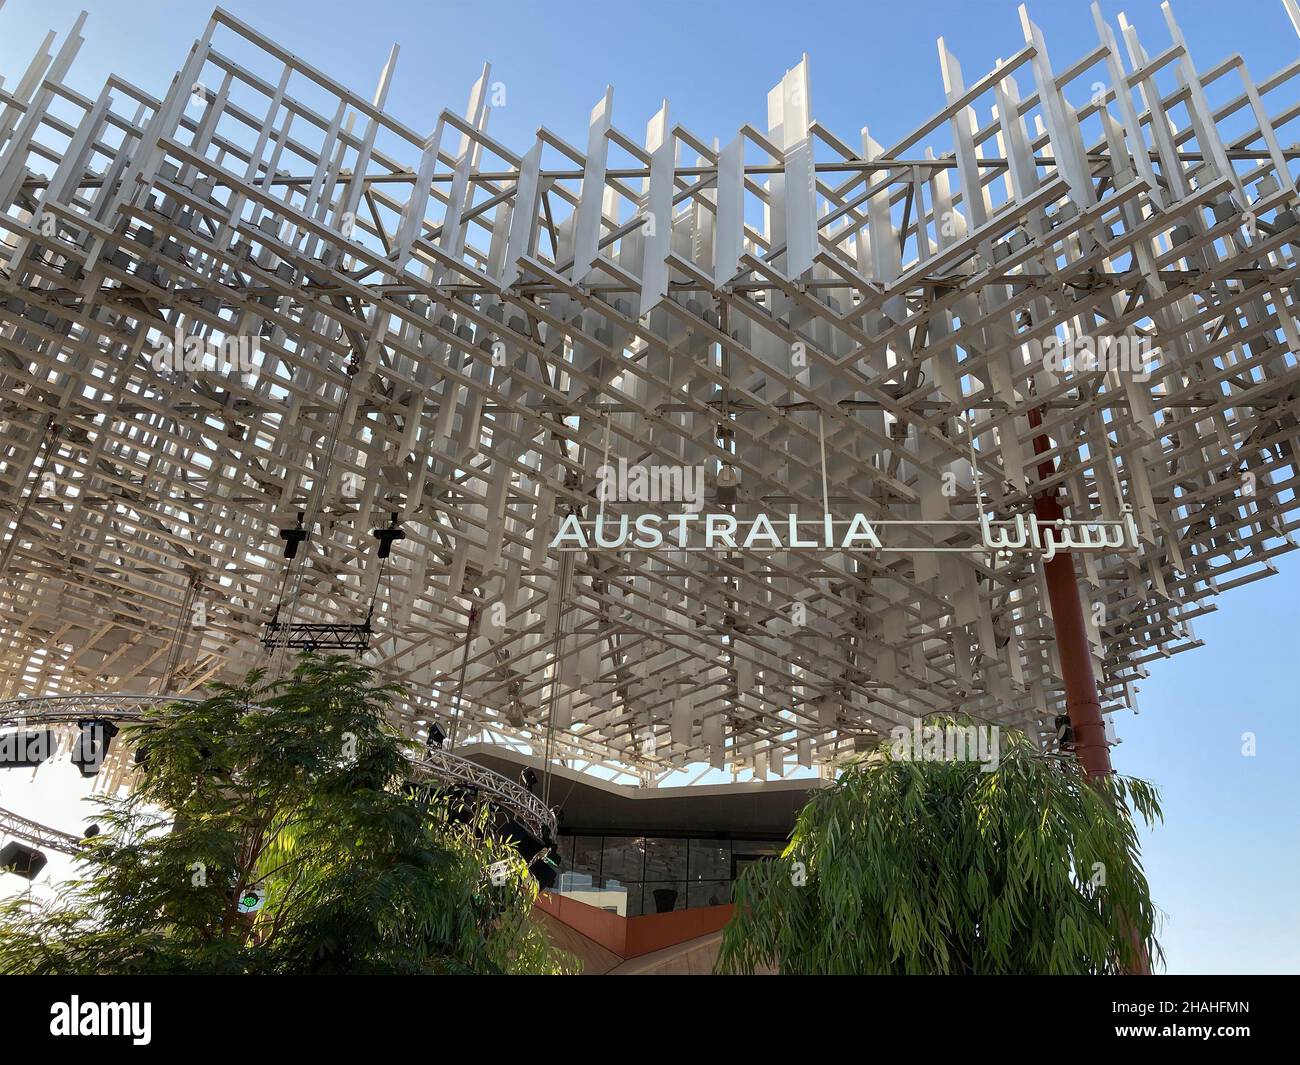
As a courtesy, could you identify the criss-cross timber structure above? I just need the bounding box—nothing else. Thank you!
[1,2,1298,785]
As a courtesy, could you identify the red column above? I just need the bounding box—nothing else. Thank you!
[1027,406,1149,974]
[1027,407,1112,777]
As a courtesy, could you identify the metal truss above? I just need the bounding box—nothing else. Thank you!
[0,804,83,856]
[260,620,372,651]
[0,693,557,844]
[1,3,1299,783]
[406,749,554,842]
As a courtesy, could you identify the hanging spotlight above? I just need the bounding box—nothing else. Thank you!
[500,819,560,888]
[0,841,48,880]
[716,463,739,505]
[71,719,119,778]
[533,848,561,891]
[519,767,538,793]
[1055,714,1075,751]
[425,721,446,749]
[278,512,310,559]
[371,513,405,558]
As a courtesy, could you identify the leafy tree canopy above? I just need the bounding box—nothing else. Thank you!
[716,722,1162,975]
[0,655,575,975]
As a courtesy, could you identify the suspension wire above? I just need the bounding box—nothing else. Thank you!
[596,413,611,522]
[266,351,362,680]
[365,549,391,627]
[158,570,202,694]
[0,417,63,583]
[445,602,479,751]
[540,541,577,812]
[546,425,605,817]
[964,406,986,518]
[817,412,831,517]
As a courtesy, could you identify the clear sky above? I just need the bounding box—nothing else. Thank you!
[1,0,1297,973]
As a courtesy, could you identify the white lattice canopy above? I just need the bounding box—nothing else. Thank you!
[2,3,1298,783]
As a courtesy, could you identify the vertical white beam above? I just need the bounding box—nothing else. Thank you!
[713,132,745,287]
[639,100,674,317]
[571,86,614,282]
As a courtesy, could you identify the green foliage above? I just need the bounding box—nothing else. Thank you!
[716,724,1162,975]
[0,655,576,974]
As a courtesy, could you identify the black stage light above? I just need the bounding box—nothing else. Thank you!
[1055,714,1075,750]
[0,728,56,769]
[0,841,48,880]
[278,512,310,559]
[715,464,740,505]
[533,847,561,891]
[71,719,119,777]
[426,721,446,749]
[371,514,406,559]
[519,767,538,793]
[500,819,560,888]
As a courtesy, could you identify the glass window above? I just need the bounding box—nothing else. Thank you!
[601,879,637,917]
[601,836,646,883]
[731,841,785,882]
[643,881,686,914]
[643,837,686,881]
[688,880,731,909]
[554,837,768,914]
[570,835,603,880]
[688,839,731,881]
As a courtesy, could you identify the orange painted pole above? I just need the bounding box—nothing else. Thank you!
[1028,409,1112,778]
[1027,405,1150,974]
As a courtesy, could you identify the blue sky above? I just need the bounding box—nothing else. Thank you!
[1120,562,1300,974]
[1,0,1297,973]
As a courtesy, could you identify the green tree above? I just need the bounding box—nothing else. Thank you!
[0,655,575,974]
[716,723,1162,974]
